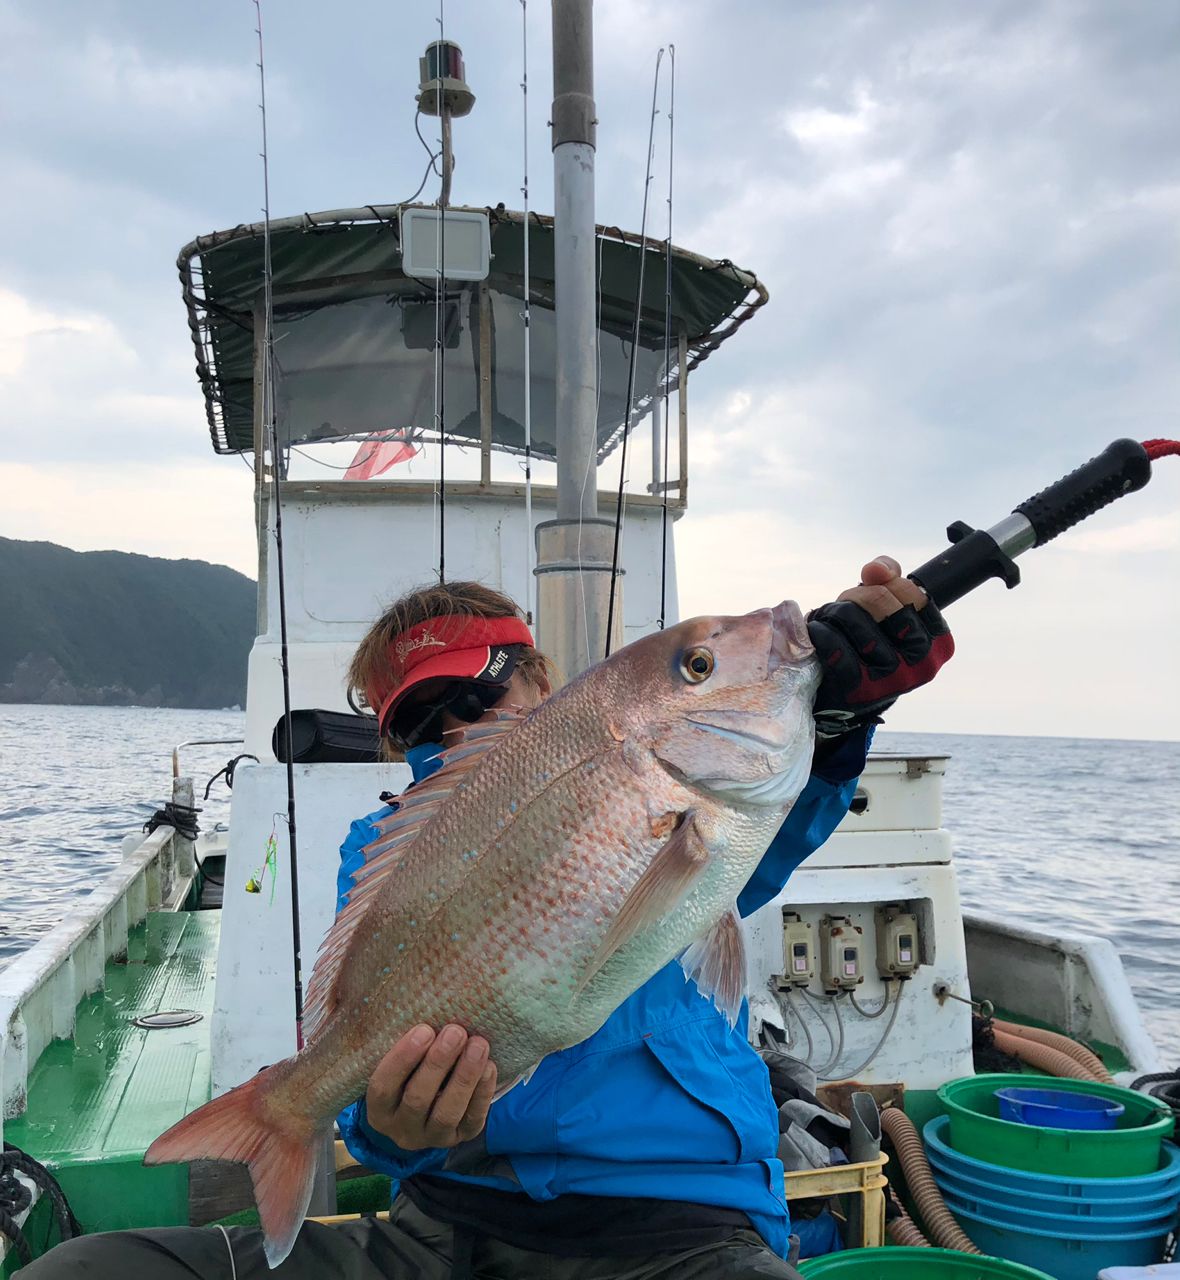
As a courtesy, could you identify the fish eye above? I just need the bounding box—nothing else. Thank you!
[680,647,715,683]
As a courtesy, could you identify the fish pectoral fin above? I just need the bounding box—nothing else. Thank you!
[575,808,715,995]
[679,906,746,1028]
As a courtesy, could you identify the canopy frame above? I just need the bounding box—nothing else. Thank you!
[178,204,768,463]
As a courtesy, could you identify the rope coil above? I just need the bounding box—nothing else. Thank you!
[203,753,259,800]
[143,801,201,842]
[0,1142,83,1265]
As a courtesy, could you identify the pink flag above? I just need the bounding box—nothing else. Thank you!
[344,431,419,480]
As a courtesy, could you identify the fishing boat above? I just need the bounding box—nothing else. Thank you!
[1,8,1174,1276]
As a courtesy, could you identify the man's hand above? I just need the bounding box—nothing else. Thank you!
[809,555,954,737]
[364,1023,498,1150]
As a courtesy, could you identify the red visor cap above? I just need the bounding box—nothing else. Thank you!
[370,615,536,737]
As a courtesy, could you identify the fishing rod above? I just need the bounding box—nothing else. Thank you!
[605,46,665,657]
[907,437,1179,610]
[253,0,307,1049]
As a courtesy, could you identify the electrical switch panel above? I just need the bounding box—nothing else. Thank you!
[778,910,814,988]
[876,902,920,979]
[820,915,864,991]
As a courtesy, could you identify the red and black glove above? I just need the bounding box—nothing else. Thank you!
[807,597,955,738]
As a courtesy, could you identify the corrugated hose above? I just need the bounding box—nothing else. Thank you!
[990,1026,1104,1082]
[886,1189,932,1247]
[991,1019,1112,1082]
[881,1106,982,1254]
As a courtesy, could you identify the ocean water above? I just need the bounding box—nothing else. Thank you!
[877,729,1180,1063]
[1,706,1177,1061]
[0,705,246,960]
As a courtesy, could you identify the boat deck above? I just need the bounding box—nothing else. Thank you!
[4,911,219,1237]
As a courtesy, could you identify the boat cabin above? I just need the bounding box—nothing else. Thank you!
[178,204,768,757]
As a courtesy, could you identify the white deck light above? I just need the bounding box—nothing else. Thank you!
[399,207,490,282]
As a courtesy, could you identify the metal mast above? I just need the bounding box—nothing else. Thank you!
[535,0,622,680]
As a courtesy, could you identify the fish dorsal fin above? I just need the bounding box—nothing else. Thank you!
[302,709,526,1041]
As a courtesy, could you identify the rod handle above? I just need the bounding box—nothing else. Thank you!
[1015,437,1152,546]
[909,523,1020,610]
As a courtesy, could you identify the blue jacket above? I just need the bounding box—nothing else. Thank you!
[337,730,870,1258]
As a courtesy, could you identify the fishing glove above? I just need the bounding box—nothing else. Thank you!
[807,598,954,738]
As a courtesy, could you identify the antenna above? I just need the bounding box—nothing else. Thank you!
[520,0,535,625]
[658,46,675,630]
[414,17,477,583]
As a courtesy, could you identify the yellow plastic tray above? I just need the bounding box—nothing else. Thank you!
[785,1152,889,1247]
[321,1144,889,1246]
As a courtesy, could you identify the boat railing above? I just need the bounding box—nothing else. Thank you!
[0,777,197,1143]
[172,737,244,778]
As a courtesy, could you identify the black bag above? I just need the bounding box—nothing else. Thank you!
[271,709,382,763]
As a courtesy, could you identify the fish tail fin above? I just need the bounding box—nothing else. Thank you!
[144,1071,321,1268]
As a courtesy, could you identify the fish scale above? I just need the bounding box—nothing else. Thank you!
[312,715,673,1092]
[145,600,819,1267]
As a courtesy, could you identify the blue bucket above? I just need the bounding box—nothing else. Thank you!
[925,1117,1180,1218]
[995,1085,1125,1130]
[942,1194,1171,1280]
[931,1159,1180,1220]
[938,1180,1178,1235]
[924,1115,1180,1203]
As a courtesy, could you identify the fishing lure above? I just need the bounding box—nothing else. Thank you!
[246,828,279,905]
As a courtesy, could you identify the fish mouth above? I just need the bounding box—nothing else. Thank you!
[767,600,814,672]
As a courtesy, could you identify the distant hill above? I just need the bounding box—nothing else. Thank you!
[0,538,256,709]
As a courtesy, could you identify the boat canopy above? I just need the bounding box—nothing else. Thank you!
[178,205,767,460]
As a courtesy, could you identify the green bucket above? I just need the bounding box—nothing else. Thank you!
[938,1074,1173,1177]
[799,1247,1055,1278]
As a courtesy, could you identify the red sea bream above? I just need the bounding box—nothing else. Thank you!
[145,601,820,1265]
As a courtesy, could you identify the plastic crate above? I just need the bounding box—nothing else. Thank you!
[785,1153,889,1247]
[319,1148,891,1248]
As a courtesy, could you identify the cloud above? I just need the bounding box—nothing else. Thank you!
[0,289,129,382]
[0,286,204,463]
[783,84,881,149]
[0,7,286,147]
[1056,514,1180,555]
[1,0,1177,739]
[673,485,1180,742]
[73,34,258,122]
[0,460,257,577]
[676,508,878,620]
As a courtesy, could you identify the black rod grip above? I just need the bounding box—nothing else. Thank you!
[909,522,1020,611]
[1015,437,1151,546]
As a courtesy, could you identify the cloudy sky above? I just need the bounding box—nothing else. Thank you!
[1,0,1177,740]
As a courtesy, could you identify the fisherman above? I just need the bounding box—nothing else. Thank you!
[24,557,951,1279]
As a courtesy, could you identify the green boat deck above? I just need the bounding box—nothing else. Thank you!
[1,905,1140,1270]
[4,911,219,1239]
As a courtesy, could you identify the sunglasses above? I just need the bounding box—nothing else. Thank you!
[388,680,506,750]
